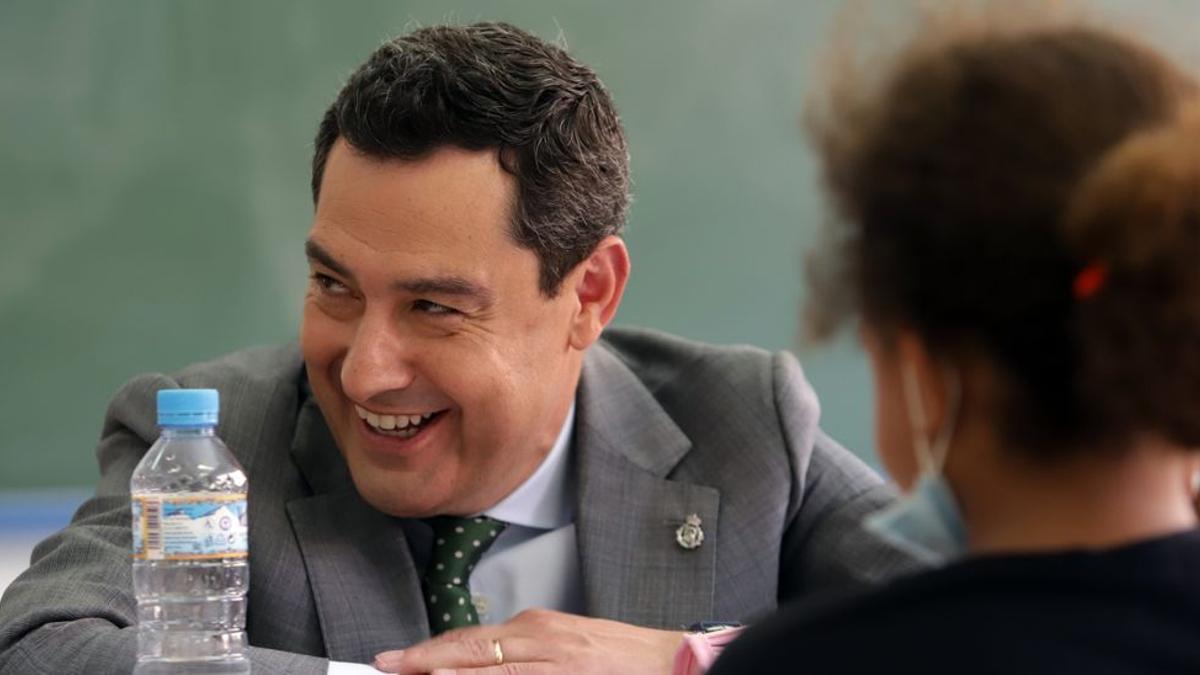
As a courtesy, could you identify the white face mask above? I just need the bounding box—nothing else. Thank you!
[863,359,966,565]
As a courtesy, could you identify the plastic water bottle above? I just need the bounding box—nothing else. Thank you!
[131,389,250,674]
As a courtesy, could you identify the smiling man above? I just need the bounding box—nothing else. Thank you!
[0,23,920,675]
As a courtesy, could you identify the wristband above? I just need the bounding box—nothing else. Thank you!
[671,622,745,675]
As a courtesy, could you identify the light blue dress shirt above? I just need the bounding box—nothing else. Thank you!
[330,405,579,674]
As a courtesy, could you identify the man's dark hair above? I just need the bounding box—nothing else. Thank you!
[311,22,630,295]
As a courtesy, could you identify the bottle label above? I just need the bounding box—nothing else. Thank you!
[132,493,248,560]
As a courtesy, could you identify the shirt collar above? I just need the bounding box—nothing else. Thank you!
[481,404,575,530]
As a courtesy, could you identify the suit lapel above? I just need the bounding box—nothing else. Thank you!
[575,346,720,628]
[286,398,429,661]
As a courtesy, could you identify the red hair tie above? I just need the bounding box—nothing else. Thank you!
[1073,262,1108,300]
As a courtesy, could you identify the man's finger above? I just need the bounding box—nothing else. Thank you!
[424,624,500,646]
[429,663,556,675]
[374,627,504,672]
[381,637,548,674]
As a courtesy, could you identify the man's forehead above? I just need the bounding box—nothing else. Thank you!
[314,142,518,248]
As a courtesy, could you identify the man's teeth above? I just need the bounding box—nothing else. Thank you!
[354,405,435,434]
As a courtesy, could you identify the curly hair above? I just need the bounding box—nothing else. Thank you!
[806,7,1199,455]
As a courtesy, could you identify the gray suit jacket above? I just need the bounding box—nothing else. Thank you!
[0,327,919,674]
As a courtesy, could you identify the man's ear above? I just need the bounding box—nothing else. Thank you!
[566,236,630,351]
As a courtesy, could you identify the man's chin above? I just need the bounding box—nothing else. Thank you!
[349,468,507,518]
[352,476,445,518]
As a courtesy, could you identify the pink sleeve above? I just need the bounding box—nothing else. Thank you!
[670,627,746,675]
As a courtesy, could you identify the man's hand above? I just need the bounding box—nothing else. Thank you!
[373,609,685,675]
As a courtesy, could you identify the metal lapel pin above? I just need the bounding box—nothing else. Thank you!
[675,513,704,550]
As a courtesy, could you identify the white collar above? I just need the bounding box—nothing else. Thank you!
[481,404,575,530]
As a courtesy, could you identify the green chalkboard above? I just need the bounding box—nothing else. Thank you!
[1,0,1196,488]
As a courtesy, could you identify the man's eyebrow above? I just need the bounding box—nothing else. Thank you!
[394,277,495,306]
[306,238,493,305]
[304,239,354,281]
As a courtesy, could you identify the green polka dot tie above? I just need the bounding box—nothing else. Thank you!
[422,515,507,634]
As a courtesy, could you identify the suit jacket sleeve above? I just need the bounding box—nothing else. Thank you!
[0,373,328,675]
[771,352,926,601]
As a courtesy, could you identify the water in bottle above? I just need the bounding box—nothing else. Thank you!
[131,388,250,674]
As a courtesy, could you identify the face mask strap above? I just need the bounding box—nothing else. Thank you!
[901,359,962,475]
[931,365,962,471]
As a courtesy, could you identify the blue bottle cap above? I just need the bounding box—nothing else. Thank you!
[157,388,219,427]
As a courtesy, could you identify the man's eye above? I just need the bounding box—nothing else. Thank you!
[412,299,459,315]
[312,273,350,295]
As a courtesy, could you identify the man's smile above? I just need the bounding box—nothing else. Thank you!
[354,403,447,439]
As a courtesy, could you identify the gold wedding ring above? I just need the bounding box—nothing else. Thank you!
[492,638,504,666]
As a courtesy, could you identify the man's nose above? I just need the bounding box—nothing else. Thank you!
[339,312,417,403]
